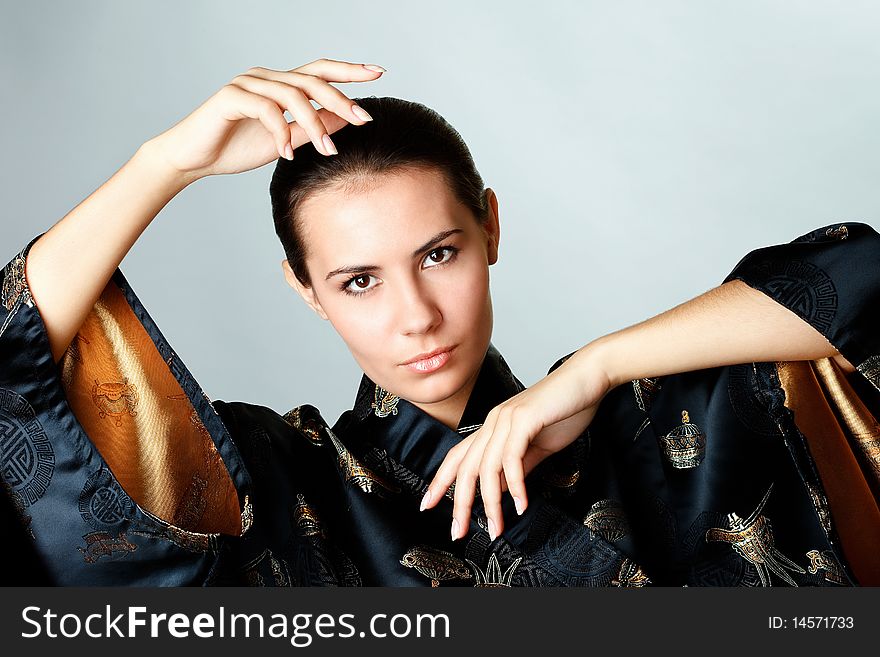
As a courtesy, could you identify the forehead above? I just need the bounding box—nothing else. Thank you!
[298,167,477,267]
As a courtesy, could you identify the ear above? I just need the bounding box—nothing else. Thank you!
[483,188,500,265]
[282,260,329,320]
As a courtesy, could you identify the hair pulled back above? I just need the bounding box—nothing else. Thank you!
[270,96,488,287]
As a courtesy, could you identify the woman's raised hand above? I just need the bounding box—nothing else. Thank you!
[146,59,385,181]
[420,346,615,542]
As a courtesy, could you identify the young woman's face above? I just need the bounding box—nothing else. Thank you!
[283,167,500,425]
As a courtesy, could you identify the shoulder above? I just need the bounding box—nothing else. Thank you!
[212,399,332,449]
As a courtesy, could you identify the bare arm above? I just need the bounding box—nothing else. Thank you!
[584,278,855,389]
[20,59,384,363]
[25,143,195,362]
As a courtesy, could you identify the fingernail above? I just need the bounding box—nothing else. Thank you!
[419,489,432,512]
[450,518,460,541]
[487,517,497,541]
[322,134,338,156]
[513,496,523,515]
[351,104,373,122]
[363,64,386,73]
[284,144,294,161]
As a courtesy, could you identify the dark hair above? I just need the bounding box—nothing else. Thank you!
[270,96,489,287]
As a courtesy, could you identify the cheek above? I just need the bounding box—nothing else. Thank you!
[321,297,387,362]
[439,258,490,323]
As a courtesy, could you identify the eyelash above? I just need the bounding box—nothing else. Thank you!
[339,245,460,297]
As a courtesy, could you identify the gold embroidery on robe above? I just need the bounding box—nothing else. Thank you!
[467,552,522,587]
[1,251,32,312]
[659,410,707,469]
[283,406,325,447]
[632,377,661,412]
[542,468,580,489]
[583,499,631,542]
[91,379,139,427]
[705,484,806,587]
[857,355,880,392]
[292,493,325,538]
[825,225,849,240]
[326,426,400,495]
[611,558,651,587]
[372,385,400,417]
[77,531,137,564]
[400,545,474,587]
[806,549,847,585]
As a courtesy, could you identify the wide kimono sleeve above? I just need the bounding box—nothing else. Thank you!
[0,234,255,585]
[721,220,880,584]
[722,221,880,389]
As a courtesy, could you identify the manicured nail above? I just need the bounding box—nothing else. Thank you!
[322,134,338,156]
[513,496,523,515]
[487,517,497,541]
[450,518,460,541]
[363,64,386,73]
[419,489,432,512]
[351,104,373,122]
[284,144,294,161]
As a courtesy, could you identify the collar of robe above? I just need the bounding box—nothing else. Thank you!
[343,342,526,485]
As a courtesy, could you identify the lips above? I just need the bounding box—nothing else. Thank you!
[400,345,456,366]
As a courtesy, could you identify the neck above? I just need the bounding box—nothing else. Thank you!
[409,365,482,430]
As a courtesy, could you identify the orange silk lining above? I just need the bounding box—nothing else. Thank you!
[776,359,880,585]
[59,281,241,535]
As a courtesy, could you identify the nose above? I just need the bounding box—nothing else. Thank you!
[397,278,442,336]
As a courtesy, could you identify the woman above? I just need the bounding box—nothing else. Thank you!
[1,59,878,586]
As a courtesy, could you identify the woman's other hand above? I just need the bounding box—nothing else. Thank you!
[145,59,385,182]
[420,345,614,542]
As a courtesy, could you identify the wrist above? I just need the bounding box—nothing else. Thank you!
[135,138,203,192]
[569,335,621,395]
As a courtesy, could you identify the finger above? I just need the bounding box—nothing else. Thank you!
[291,58,386,81]
[241,67,373,127]
[229,74,334,156]
[421,440,470,511]
[501,434,530,517]
[450,456,481,541]
[478,411,513,541]
[217,84,292,160]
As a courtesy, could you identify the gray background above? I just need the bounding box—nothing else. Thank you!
[2,0,878,423]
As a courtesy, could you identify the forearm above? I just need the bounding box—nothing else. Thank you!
[577,279,845,389]
[25,139,197,363]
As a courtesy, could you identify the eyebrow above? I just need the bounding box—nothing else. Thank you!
[324,228,464,281]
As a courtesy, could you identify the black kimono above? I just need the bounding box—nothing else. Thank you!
[1,221,878,586]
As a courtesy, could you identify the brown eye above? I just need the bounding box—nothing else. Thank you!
[342,273,378,296]
[424,246,457,268]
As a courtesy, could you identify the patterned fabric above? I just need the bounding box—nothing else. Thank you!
[1,222,878,586]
